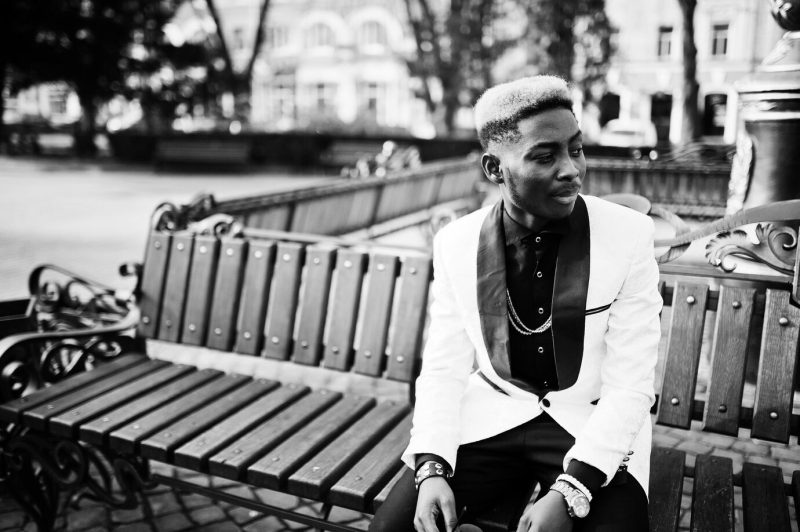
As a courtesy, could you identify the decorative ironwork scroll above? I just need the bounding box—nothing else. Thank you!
[150,193,218,232]
[0,265,139,401]
[705,223,797,276]
[1,428,154,531]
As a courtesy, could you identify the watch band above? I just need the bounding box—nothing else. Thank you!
[550,480,591,518]
[414,460,450,490]
[556,473,593,502]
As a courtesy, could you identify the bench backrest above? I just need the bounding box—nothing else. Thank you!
[657,280,799,445]
[136,228,800,445]
[137,231,432,384]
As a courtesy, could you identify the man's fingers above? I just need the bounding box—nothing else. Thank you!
[439,496,458,532]
[415,508,440,532]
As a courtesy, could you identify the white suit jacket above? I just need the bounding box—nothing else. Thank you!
[401,194,662,494]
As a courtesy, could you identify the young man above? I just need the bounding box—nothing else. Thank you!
[370,76,662,531]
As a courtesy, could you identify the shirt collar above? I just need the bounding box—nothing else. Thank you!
[502,207,570,246]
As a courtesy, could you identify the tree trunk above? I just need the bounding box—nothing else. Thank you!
[0,63,6,152]
[74,91,97,157]
[678,0,700,144]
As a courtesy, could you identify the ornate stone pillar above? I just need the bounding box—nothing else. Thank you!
[728,1,800,212]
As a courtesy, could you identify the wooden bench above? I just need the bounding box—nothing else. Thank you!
[0,200,798,531]
[154,137,251,167]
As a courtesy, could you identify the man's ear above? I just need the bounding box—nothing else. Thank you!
[481,153,503,184]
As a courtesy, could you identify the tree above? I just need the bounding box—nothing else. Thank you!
[404,0,508,135]
[2,0,190,155]
[511,0,615,103]
[204,0,271,122]
[677,0,701,143]
[403,0,614,135]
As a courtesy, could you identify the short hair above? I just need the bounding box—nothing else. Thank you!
[474,76,574,150]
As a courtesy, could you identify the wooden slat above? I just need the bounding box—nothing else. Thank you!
[657,282,709,428]
[702,286,756,435]
[139,378,276,462]
[208,389,340,480]
[138,232,172,338]
[246,395,375,490]
[22,359,165,432]
[323,251,366,371]
[49,362,190,438]
[234,241,276,355]
[690,455,734,532]
[108,373,248,455]
[647,446,685,532]
[328,413,412,511]
[287,401,410,500]
[263,242,304,360]
[292,247,335,366]
[742,462,791,532]
[751,289,800,443]
[793,471,800,527]
[0,354,146,423]
[353,254,398,377]
[79,368,222,446]
[372,467,407,512]
[206,238,248,351]
[385,256,431,382]
[181,235,220,346]
[173,383,308,471]
[157,233,194,342]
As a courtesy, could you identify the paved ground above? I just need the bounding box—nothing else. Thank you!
[0,156,331,300]
[0,156,798,531]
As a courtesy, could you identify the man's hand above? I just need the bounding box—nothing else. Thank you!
[414,477,458,532]
[516,490,573,532]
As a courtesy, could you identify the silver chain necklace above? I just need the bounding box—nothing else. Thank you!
[506,289,552,335]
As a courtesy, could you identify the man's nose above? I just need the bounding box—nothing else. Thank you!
[556,155,580,181]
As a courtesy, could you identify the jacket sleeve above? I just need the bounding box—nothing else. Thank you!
[401,229,476,472]
[562,216,662,485]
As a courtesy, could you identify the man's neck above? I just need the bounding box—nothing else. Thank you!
[504,205,549,233]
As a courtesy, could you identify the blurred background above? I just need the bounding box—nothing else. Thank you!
[1,0,784,158]
[1,0,796,298]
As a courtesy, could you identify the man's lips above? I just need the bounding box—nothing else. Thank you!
[551,187,580,198]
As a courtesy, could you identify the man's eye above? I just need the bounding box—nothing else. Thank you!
[570,147,583,157]
[534,154,554,163]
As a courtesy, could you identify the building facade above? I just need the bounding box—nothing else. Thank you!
[604,0,784,144]
[217,0,434,136]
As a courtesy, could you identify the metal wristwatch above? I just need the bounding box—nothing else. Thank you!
[549,480,591,518]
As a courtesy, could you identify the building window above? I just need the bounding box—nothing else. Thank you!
[657,26,672,57]
[48,83,70,117]
[266,26,288,49]
[306,23,335,49]
[703,93,727,135]
[359,21,387,47]
[313,82,336,111]
[711,24,728,56]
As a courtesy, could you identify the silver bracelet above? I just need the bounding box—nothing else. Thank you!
[556,473,593,502]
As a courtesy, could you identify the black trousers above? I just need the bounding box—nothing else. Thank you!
[370,413,648,532]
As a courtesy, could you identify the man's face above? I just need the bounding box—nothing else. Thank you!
[492,107,585,223]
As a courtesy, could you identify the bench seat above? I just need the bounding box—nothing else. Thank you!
[1,200,799,531]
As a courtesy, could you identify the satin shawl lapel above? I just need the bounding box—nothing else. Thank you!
[476,201,512,381]
[552,195,590,389]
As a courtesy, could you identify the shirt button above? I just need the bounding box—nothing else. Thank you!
[537,346,544,354]
[543,381,549,387]
[536,271,543,278]
[538,308,544,314]
[535,236,542,243]
[542,398,550,407]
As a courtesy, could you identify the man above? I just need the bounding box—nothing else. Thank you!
[370,76,661,531]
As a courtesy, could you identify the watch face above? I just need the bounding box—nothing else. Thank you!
[572,495,590,518]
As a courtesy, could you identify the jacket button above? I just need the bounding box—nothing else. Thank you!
[542,399,550,408]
